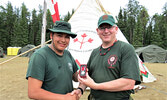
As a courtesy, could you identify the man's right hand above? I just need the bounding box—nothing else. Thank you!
[71,89,82,98]
[65,93,79,100]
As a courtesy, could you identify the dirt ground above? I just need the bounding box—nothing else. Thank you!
[0,56,167,100]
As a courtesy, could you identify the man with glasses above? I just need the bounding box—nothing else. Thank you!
[77,14,141,100]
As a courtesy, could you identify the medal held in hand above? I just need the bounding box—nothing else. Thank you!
[79,64,87,78]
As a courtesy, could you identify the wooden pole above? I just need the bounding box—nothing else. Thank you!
[0,39,52,65]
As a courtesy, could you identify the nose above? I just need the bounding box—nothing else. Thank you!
[60,36,66,42]
[104,28,110,32]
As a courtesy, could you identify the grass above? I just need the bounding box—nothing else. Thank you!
[0,56,167,100]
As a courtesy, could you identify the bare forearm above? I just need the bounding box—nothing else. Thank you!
[73,71,79,82]
[92,78,135,92]
[78,73,135,92]
[28,77,78,100]
[28,88,66,100]
[79,82,87,90]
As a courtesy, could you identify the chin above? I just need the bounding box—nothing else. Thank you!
[57,49,64,53]
[59,47,66,51]
[103,40,110,43]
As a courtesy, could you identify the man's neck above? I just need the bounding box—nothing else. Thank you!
[49,44,64,56]
[102,39,117,48]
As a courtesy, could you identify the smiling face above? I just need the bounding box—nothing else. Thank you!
[96,23,118,48]
[50,32,70,55]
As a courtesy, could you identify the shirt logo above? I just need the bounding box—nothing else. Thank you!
[102,15,108,20]
[68,63,73,72]
[108,55,117,69]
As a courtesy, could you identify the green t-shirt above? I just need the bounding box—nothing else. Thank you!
[87,40,141,100]
[26,46,78,94]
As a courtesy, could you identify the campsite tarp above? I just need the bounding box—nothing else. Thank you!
[68,0,156,84]
[17,44,35,57]
[135,45,167,63]
[0,47,4,58]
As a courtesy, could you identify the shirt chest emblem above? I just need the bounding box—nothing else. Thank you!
[68,63,73,72]
[107,55,118,69]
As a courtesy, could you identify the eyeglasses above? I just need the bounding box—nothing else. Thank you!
[98,26,115,31]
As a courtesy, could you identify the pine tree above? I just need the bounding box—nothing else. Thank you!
[127,0,140,44]
[150,14,163,46]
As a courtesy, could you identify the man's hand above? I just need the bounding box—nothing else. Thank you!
[78,73,97,89]
[71,89,82,98]
[65,93,79,100]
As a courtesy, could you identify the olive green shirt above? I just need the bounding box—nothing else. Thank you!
[26,46,78,94]
[87,40,141,100]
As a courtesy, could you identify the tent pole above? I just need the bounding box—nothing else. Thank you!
[0,39,52,65]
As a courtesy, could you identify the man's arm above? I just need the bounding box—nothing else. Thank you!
[28,77,78,100]
[71,74,87,98]
[93,78,135,92]
[78,73,135,92]
[72,71,79,82]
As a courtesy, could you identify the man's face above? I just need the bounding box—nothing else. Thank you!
[96,23,118,44]
[50,32,70,53]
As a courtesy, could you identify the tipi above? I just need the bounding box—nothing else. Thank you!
[67,0,156,84]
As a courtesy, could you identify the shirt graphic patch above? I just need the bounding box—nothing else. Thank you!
[68,63,73,72]
[108,55,117,69]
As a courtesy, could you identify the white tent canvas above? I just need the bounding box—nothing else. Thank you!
[67,0,156,88]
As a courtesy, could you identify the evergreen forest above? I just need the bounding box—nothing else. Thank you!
[0,0,167,53]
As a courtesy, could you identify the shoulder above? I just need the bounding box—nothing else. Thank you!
[89,46,100,58]
[64,49,73,57]
[93,46,100,52]
[35,46,49,53]
[31,46,49,58]
[64,49,71,55]
[118,40,135,51]
[91,46,100,54]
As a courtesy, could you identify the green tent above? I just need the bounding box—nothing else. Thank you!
[0,47,4,58]
[17,44,36,57]
[166,50,167,63]
[135,45,167,63]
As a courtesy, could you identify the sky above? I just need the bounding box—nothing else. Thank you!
[0,0,167,17]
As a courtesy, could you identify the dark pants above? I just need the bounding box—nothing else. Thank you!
[88,94,133,100]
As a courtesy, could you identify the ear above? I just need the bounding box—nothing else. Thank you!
[50,32,53,39]
[115,26,118,30]
[115,26,119,33]
[96,28,100,35]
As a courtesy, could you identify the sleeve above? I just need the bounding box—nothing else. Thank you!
[120,44,141,85]
[72,56,78,74]
[87,49,97,76]
[26,53,46,81]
